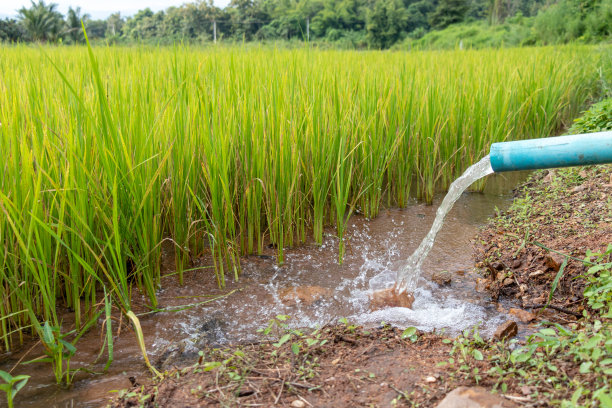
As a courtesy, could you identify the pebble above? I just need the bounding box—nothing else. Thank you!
[493,321,518,340]
[545,253,565,272]
[509,308,536,323]
[529,270,545,278]
[291,400,306,408]
[432,270,452,286]
[436,386,517,407]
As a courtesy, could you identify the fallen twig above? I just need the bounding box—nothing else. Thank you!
[523,304,582,318]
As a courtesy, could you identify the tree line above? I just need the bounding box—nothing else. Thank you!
[1,0,610,48]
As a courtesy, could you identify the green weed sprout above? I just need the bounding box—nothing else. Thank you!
[0,370,30,408]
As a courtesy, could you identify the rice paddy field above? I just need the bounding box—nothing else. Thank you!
[0,44,608,371]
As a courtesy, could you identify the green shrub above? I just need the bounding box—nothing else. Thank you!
[569,98,612,133]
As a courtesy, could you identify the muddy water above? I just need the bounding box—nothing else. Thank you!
[1,172,527,408]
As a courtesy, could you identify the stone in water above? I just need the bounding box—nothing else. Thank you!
[370,288,415,310]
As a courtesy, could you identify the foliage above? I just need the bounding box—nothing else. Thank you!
[396,19,533,49]
[569,98,612,133]
[583,245,612,318]
[23,322,77,385]
[4,0,609,48]
[429,0,469,29]
[65,7,89,44]
[534,0,612,44]
[366,0,408,48]
[0,19,25,42]
[0,371,30,408]
[17,0,64,42]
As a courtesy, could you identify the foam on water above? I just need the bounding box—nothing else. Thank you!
[145,172,515,350]
[356,285,506,337]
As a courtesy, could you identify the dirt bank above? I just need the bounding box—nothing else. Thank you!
[112,324,492,407]
[474,165,612,319]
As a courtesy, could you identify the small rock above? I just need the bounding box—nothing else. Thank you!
[370,288,415,310]
[509,308,536,323]
[279,286,332,306]
[503,277,514,287]
[425,376,437,383]
[571,184,586,193]
[511,259,522,269]
[436,386,517,408]
[432,270,452,286]
[491,261,504,271]
[545,253,565,272]
[331,358,340,365]
[542,171,554,183]
[291,400,306,408]
[475,278,489,291]
[529,270,545,278]
[493,321,518,340]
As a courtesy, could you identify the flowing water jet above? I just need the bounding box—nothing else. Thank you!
[369,155,494,307]
[371,131,612,308]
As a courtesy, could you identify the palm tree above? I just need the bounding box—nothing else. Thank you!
[65,7,90,43]
[18,1,64,43]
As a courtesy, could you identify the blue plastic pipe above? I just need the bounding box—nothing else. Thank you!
[490,131,612,172]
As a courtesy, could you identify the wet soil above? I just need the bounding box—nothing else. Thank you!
[113,325,489,408]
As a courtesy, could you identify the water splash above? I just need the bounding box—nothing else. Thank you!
[395,155,494,293]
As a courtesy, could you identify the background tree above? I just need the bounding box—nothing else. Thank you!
[428,0,468,29]
[18,0,64,42]
[65,6,89,43]
[123,8,158,40]
[85,19,107,39]
[105,12,124,40]
[311,0,366,39]
[405,0,435,33]
[227,0,269,40]
[366,0,408,48]
[0,19,25,42]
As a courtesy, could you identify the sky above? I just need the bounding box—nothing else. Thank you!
[0,0,231,20]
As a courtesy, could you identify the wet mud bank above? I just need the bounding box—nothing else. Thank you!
[474,165,612,320]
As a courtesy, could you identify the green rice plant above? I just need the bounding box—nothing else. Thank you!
[0,44,607,377]
[23,321,77,385]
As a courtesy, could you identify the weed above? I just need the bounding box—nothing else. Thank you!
[0,370,30,408]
